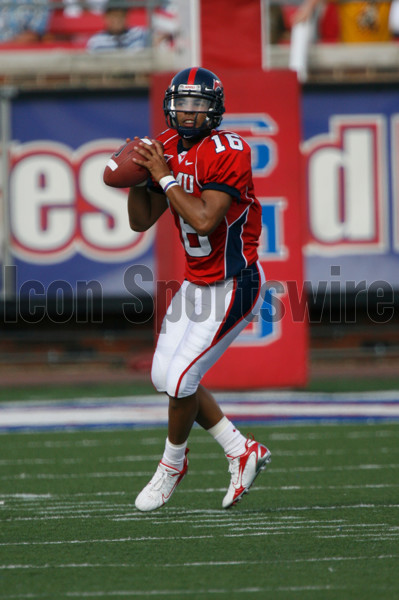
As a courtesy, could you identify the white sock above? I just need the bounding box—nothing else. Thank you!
[207,416,247,457]
[162,437,187,471]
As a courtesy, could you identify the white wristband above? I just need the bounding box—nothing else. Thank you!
[159,175,179,193]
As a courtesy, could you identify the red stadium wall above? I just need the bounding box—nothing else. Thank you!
[151,70,308,389]
[200,0,263,70]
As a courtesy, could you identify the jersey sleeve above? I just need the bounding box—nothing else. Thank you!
[198,132,252,201]
[147,129,177,195]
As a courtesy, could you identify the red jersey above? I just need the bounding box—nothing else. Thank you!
[153,128,261,284]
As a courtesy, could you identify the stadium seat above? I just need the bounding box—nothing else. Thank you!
[47,5,148,46]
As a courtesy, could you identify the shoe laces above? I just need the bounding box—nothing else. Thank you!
[227,454,240,478]
[227,439,255,478]
[152,463,178,492]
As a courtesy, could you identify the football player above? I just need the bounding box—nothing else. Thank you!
[128,67,271,511]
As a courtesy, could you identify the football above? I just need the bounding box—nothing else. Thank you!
[103,138,152,188]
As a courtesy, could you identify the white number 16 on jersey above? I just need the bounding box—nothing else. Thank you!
[211,133,244,153]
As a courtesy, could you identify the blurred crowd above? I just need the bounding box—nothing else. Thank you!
[270,0,399,81]
[0,0,398,52]
[0,0,179,50]
[274,0,399,44]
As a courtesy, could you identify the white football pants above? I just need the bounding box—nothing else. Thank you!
[151,261,265,398]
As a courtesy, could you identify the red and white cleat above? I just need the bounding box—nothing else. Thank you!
[135,449,189,512]
[222,438,271,508]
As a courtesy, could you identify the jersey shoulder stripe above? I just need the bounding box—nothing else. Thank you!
[157,129,180,146]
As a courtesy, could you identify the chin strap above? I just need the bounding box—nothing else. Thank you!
[177,122,211,141]
[175,112,212,140]
[179,128,210,141]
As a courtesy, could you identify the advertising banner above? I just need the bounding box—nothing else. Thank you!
[151,70,309,389]
[6,90,154,303]
[6,83,398,310]
[302,83,399,292]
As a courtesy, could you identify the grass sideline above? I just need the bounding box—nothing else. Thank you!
[1,422,399,599]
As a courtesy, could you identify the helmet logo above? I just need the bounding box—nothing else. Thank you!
[178,84,201,92]
[213,79,223,91]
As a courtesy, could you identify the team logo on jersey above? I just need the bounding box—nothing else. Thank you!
[175,172,194,193]
[177,152,187,164]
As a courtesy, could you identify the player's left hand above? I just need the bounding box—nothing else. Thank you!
[132,138,170,183]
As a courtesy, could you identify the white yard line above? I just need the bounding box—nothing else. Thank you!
[0,587,344,599]
[1,554,398,571]
[1,462,399,481]
[1,510,398,546]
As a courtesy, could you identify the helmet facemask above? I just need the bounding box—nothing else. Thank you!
[163,68,225,141]
[165,93,216,139]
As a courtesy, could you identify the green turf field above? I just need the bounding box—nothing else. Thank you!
[1,422,398,599]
